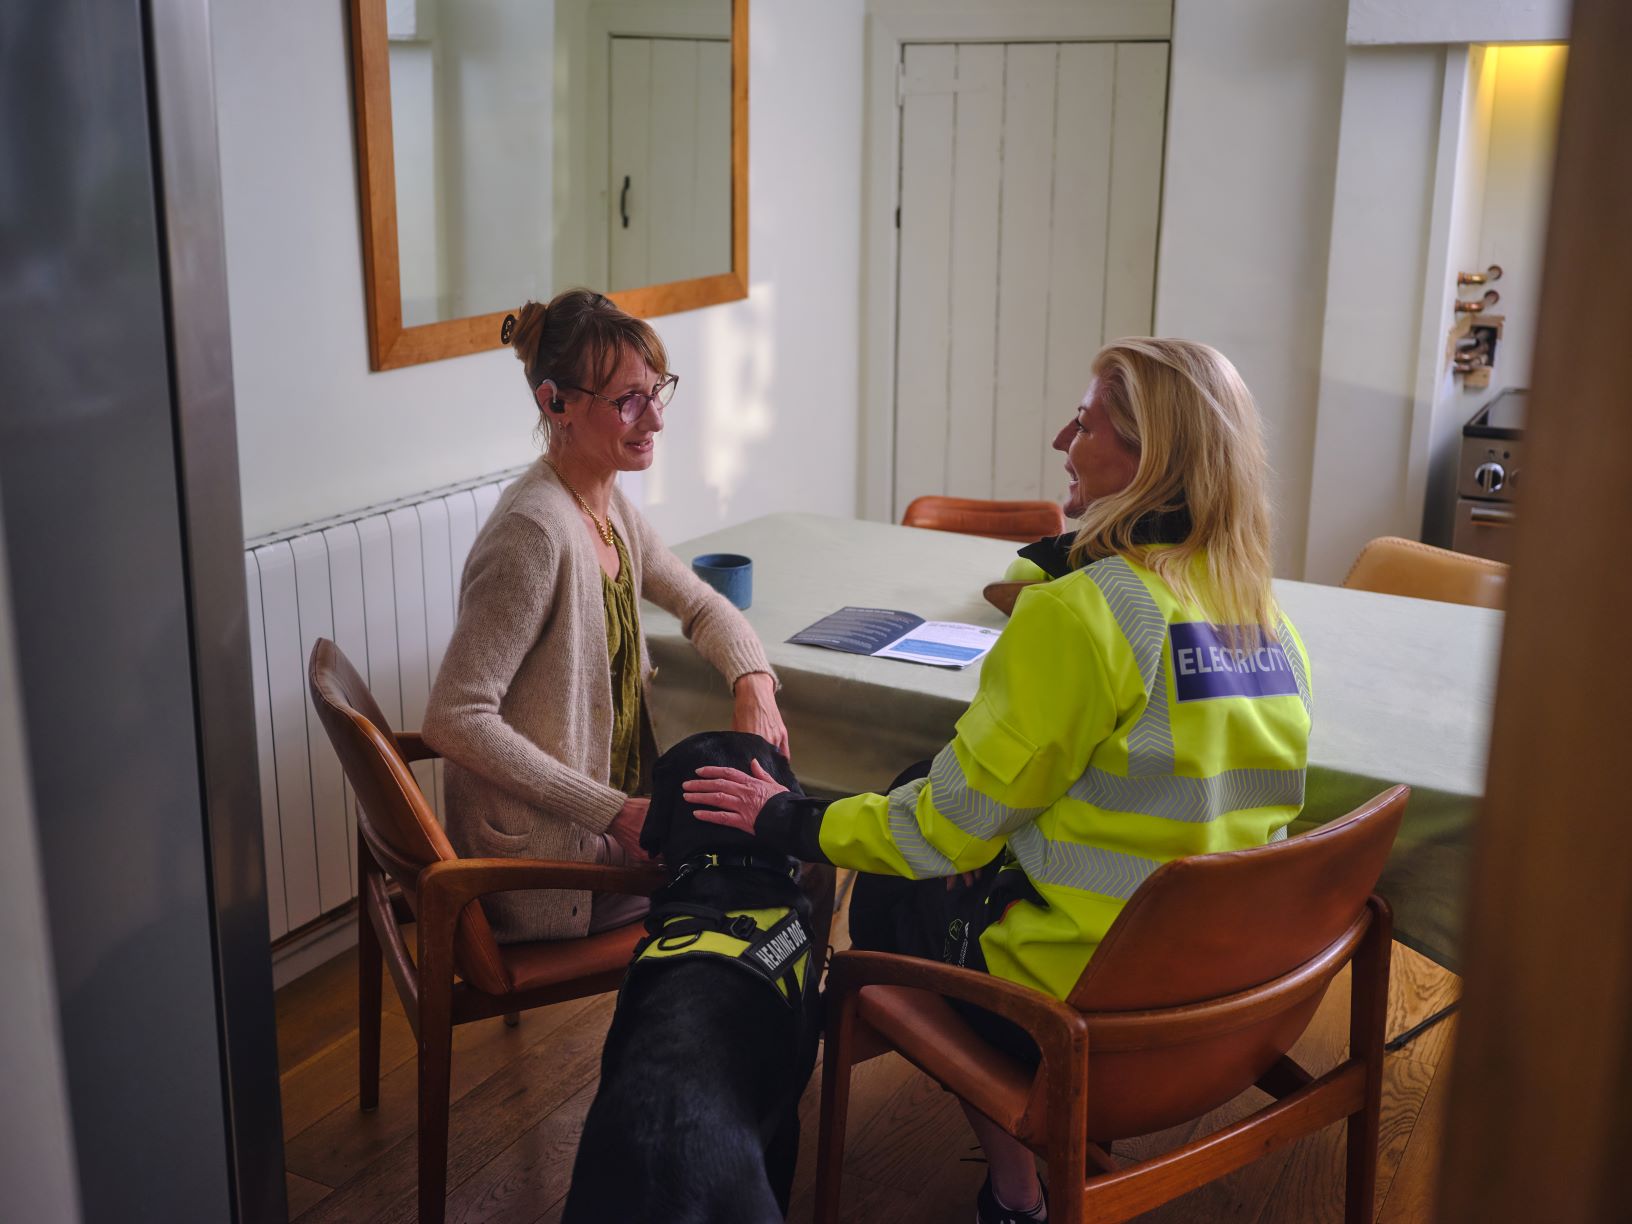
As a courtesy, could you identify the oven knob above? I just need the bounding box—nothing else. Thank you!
[1474,461,1506,493]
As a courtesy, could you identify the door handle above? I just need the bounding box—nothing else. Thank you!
[1469,505,1516,526]
[620,175,631,229]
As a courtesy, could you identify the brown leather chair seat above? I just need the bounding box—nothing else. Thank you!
[498,922,649,994]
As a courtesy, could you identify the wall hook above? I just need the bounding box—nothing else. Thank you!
[1457,264,1504,286]
[1455,289,1501,314]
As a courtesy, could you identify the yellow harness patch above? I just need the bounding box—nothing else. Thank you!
[632,905,812,1006]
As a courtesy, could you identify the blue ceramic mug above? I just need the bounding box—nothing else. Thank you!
[692,552,753,610]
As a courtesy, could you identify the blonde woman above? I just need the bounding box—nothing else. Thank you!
[425,288,786,946]
[685,339,1313,1223]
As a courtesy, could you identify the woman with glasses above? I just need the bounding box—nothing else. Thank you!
[424,287,787,943]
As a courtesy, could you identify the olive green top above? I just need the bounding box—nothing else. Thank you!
[603,531,643,795]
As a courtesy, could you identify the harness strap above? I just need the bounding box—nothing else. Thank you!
[638,901,753,951]
[670,848,801,886]
[629,903,813,1008]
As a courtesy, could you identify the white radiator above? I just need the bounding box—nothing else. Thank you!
[244,469,523,940]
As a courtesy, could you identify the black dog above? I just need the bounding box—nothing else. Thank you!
[562,732,833,1224]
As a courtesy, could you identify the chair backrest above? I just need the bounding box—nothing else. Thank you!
[1070,786,1407,1011]
[1343,535,1507,609]
[1043,787,1406,1141]
[901,496,1066,543]
[307,638,510,995]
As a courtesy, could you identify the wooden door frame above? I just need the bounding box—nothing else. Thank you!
[1437,0,1632,1218]
[856,0,1173,521]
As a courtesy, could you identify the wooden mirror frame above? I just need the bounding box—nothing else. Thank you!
[347,0,749,371]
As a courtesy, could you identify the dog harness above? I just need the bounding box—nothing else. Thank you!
[627,852,814,1008]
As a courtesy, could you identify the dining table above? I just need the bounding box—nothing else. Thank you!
[643,512,1502,971]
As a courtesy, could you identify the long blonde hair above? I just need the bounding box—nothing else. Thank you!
[1068,338,1278,631]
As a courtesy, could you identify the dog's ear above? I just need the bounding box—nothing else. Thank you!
[756,740,803,797]
[639,754,675,857]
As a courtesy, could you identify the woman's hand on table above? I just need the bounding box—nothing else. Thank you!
[682,761,788,834]
[608,797,655,864]
[731,672,790,760]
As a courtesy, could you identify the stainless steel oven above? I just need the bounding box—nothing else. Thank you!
[1453,388,1525,563]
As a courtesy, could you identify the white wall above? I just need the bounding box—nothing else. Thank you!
[1302,47,1447,581]
[389,41,444,325]
[439,0,557,320]
[1474,45,1566,398]
[214,0,865,544]
[1299,41,1566,578]
[1420,46,1496,549]
[1155,0,1351,579]
[1348,0,1571,45]
[0,491,83,1224]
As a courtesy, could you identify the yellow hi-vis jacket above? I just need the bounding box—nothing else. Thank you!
[809,553,1312,1002]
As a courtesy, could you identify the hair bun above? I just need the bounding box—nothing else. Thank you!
[500,313,517,344]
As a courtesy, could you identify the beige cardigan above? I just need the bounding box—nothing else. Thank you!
[422,459,773,942]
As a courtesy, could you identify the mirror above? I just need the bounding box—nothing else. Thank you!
[349,0,747,370]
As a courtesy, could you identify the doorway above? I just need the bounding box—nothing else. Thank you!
[873,38,1169,519]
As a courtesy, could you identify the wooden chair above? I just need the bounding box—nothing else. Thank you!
[901,495,1066,543]
[307,639,666,1224]
[1343,535,1507,609]
[814,786,1409,1224]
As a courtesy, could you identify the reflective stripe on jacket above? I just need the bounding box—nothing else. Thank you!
[816,553,1313,1001]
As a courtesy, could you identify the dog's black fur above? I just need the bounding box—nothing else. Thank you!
[562,732,831,1224]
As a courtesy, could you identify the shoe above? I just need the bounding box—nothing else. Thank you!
[975,1173,1047,1223]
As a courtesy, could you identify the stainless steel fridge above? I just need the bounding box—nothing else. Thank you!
[0,2,283,1220]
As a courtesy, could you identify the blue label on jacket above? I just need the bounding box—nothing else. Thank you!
[1170,622,1299,702]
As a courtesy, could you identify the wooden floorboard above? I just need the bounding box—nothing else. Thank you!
[276,932,393,1072]
[274,875,1460,1223]
[285,1172,331,1219]
[1375,1034,1455,1224]
[439,1079,598,1224]
[280,1009,418,1141]
[292,998,611,1223]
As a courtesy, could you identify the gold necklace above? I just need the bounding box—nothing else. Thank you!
[545,459,615,547]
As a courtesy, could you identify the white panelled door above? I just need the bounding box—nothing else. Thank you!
[892,41,1168,519]
[609,36,732,291]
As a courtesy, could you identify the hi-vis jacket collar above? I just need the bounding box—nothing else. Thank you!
[630,901,812,1007]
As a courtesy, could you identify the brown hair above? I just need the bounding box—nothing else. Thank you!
[1068,338,1278,632]
[507,287,669,402]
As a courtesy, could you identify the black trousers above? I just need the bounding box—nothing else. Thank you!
[845,760,1041,1068]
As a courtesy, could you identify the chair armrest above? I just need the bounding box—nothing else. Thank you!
[827,949,1086,1047]
[419,856,667,913]
[394,731,439,762]
[983,581,1039,616]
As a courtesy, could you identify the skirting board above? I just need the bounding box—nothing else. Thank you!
[271,906,358,990]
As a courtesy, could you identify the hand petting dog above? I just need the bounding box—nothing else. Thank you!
[683,760,788,834]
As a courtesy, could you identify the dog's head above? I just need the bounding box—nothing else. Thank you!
[642,730,803,866]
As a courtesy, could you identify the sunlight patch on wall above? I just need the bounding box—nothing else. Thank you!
[699,283,777,519]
